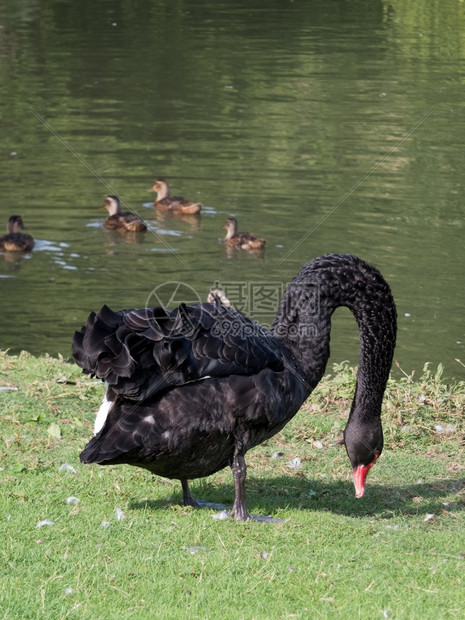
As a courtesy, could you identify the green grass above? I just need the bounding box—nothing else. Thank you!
[1,351,464,619]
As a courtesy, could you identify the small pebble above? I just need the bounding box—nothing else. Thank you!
[435,423,456,434]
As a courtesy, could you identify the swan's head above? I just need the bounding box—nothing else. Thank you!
[343,418,383,498]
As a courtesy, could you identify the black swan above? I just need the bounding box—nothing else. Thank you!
[0,215,34,252]
[150,180,202,215]
[101,196,147,232]
[222,217,267,250]
[73,254,396,520]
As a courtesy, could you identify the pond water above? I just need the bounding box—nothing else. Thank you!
[1,0,464,379]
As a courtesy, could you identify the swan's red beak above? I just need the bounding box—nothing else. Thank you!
[352,452,379,498]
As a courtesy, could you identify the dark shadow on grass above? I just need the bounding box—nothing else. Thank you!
[128,475,465,519]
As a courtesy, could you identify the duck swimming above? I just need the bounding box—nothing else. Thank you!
[73,254,396,520]
[222,217,266,250]
[150,180,202,215]
[0,215,34,252]
[101,196,147,232]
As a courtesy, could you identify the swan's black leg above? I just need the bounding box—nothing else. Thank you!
[181,479,199,507]
[231,453,250,521]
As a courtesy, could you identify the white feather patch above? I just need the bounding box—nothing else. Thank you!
[94,391,113,436]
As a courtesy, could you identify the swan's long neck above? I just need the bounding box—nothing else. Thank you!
[271,254,397,406]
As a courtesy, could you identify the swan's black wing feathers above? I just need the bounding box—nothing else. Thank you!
[72,303,285,401]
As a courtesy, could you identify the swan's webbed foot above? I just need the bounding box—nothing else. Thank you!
[181,479,229,511]
[231,499,250,521]
[181,474,284,522]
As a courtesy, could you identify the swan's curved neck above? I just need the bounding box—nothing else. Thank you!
[271,255,397,408]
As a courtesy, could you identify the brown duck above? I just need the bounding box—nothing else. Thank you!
[0,215,34,252]
[150,180,202,215]
[222,217,266,250]
[101,196,147,232]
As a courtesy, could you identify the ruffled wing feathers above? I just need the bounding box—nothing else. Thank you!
[72,303,285,401]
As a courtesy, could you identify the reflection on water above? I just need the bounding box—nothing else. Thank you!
[154,210,202,232]
[0,0,464,378]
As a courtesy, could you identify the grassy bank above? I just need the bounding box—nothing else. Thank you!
[1,351,464,619]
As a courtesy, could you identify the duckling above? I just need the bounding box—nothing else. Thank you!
[222,217,266,251]
[0,215,34,252]
[101,196,147,232]
[151,180,202,215]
